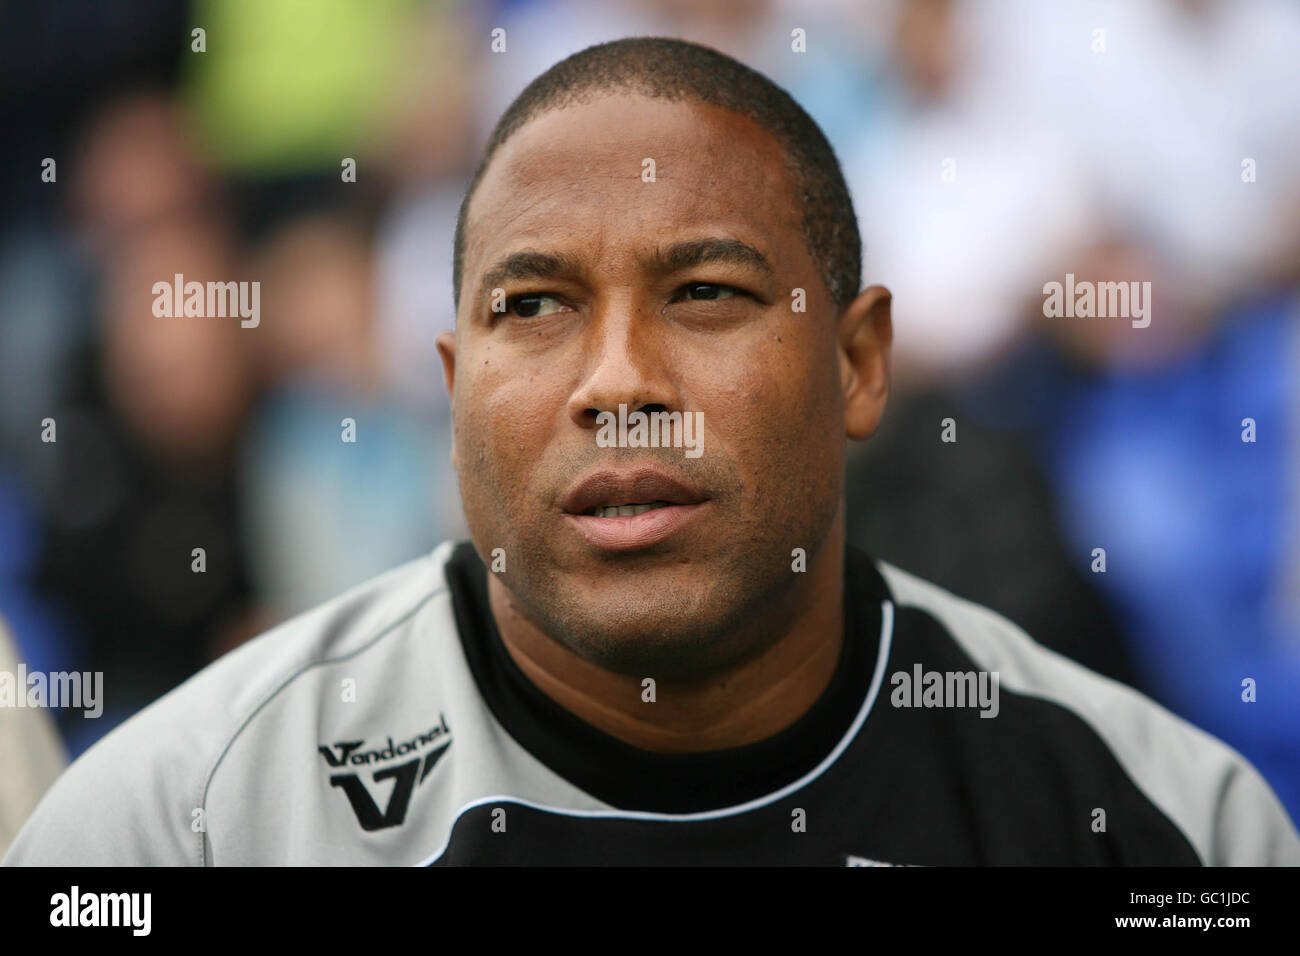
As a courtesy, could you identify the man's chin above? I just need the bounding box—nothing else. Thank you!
[498,533,804,678]
[526,576,762,679]
[558,621,734,680]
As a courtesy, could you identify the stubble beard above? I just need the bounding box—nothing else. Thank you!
[491,535,822,683]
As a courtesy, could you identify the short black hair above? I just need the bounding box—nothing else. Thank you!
[452,36,862,310]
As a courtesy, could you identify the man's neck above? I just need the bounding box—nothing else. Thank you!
[486,525,846,754]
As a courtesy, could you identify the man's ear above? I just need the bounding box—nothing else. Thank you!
[436,329,459,471]
[839,285,892,440]
[436,329,457,397]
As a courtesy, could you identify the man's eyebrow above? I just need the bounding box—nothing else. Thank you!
[476,250,585,304]
[473,238,774,305]
[642,238,775,279]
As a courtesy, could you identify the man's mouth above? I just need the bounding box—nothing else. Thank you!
[584,501,673,518]
[561,469,710,551]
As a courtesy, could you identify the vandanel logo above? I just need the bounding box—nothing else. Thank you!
[318,715,451,831]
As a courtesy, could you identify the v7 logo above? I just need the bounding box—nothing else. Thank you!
[329,742,451,831]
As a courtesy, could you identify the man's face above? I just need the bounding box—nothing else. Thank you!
[441,92,856,678]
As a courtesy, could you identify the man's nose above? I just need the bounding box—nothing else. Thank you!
[567,310,681,429]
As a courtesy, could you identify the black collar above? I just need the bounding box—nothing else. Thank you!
[446,541,891,813]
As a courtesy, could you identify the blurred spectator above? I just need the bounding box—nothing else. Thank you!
[31,89,257,746]
[847,391,1137,686]
[35,215,258,748]
[843,0,1092,383]
[240,214,465,618]
[963,286,1300,819]
[975,0,1300,306]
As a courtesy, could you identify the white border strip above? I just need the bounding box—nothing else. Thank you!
[414,600,895,865]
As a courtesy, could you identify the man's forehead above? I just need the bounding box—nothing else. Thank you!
[462,93,803,281]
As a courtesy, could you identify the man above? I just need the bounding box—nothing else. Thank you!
[5,37,1297,866]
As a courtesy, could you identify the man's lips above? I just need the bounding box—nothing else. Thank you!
[560,468,710,552]
[560,467,708,515]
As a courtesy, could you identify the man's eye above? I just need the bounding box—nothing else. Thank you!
[683,283,739,301]
[506,294,567,318]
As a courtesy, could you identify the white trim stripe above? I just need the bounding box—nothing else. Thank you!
[414,600,895,866]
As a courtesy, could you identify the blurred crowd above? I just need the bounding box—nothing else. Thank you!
[1,0,1298,819]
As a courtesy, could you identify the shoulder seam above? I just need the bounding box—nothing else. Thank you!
[195,583,449,865]
[875,561,1222,862]
[900,601,1206,862]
